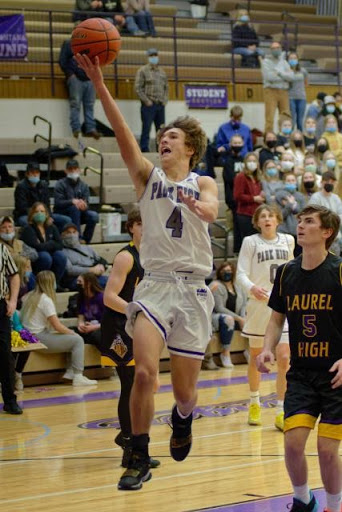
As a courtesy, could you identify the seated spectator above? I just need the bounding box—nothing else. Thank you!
[300,154,322,188]
[322,115,342,170]
[259,131,282,169]
[216,105,253,158]
[61,222,108,290]
[299,169,319,204]
[14,162,71,231]
[20,270,97,386]
[222,134,245,253]
[305,91,326,137]
[75,272,105,350]
[233,152,265,245]
[288,130,305,173]
[20,202,67,290]
[54,159,99,244]
[287,51,308,131]
[279,151,297,179]
[0,215,38,262]
[308,170,342,254]
[261,159,283,204]
[275,172,306,255]
[322,95,341,129]
[126,0,156,37]
[303,117,317,152]
[232,9,264,68]
[209,260,246,368]
[276,116,292,150]
[321,150,340,181]
[313,136,330,172]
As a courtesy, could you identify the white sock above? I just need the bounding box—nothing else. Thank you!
[176,406,191,420]
[293,484,311,504]
[326,491,342,512]
[250,391,260,405]
[276,400,284,414]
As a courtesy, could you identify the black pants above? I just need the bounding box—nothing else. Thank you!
[0,299,16,404]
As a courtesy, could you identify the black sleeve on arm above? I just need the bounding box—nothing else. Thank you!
[268,264,287,314]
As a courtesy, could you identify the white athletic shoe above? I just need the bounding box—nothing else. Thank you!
[220,353,234,368]
[62,369,74,380]
[72,374,98,387]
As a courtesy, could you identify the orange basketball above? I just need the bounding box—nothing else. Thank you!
[71,18,121,66]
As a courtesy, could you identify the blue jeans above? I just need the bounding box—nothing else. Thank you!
[17,214,71,232]
[67,75,96,133]
[140,103,165,152]
[125,15,140,34]
[233,47,265,57]
[33,250,67,284]
[57,205,99,243]
[290,98,307,131]
[134,11,156,35]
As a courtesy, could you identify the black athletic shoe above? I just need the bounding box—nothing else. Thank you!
[169,405,193,462]
[3,401,23,415]
[287,492,318,511]
[115,433,160,469]
[117,453,152,491]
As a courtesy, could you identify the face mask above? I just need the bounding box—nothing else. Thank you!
[266,168,278,177]
[324,183,334,193]
[271,49,281,58]
[318,144,327,153]
[232,121,240,129]
[240,15,249,22]
[231,145,242,153]
[293,140,303,148]
[67,172,80,181]
[326,105,335,114]
[28,176,40,184]
[149,56,159,65]
[306,126,316,135]
[266,140,277,149]
[246,161,257,171]
[282,127,292,135]
[33,212,46,224]
[289,59,298,67]
[285,183,297,193]
[281,160,294,171]
[326,159,336,169]
[0,231,15,242]
[304,180,315,190]
[63,233,79,246]
[25,271,32,279]
[305,164,317,173]
[222,271,232,282]
[326,125,337,133]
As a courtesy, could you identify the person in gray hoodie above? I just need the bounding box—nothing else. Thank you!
[261,41,294,133]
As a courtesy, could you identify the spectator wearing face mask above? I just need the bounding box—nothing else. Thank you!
[61,223,108,291]
[261,159,284,204]
[259,131,282,169]
[322,115,342,170]
[298,154,322,190]
[305,91,326,137]
[222,134,245,253]
[321,150,340,181]
[0,216,38,262]
[216,105,253,158]
[54,159,99,244]
[288,130,305,174]
[299,170,319,203]
[275,172,305,255]
[233,152,265,245]
[276,117,292,151]
[308,171,342,254]
[303,117,317,152]
[279,151,297,179]
[232,9,264,68]
[287,52,308,132]
[322,95,341,127]
[313,137,330,172]
[261,41,293,133]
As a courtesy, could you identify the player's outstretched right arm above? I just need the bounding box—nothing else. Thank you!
[75,54,153,198]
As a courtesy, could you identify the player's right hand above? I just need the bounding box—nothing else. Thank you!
[74,54,103,87]
[250,285,269,301]
[256,350,274,373]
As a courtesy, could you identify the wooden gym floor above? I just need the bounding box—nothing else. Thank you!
[0,364,327,511]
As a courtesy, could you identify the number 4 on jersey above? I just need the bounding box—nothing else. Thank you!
[166,206,183,238]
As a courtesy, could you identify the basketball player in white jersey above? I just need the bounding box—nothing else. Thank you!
[236,204,294,430]
[75,54,218,491]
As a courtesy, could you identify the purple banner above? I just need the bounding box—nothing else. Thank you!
[0,14,28,59]
[185,84,228,109]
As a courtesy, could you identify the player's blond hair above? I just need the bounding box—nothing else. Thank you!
[252,204,283,230]
[157,116,207,171]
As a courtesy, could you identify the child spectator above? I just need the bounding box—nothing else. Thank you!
[75,272,105,350]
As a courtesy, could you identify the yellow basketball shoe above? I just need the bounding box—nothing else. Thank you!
[275,411,284,432]
[248,403,261,426]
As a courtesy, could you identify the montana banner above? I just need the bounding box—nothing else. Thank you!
[184,85,228,109]
[0,14,28,59]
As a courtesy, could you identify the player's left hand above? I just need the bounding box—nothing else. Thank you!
[178,189,202,217]
[329,359,342,388]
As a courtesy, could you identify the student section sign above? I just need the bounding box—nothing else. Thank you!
[0,14,28,59]
[184,85,228,109]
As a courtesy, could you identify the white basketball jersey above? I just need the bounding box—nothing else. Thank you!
[139,167,213,276]
[237,233,295,294]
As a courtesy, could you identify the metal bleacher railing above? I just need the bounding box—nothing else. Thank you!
[1,8,342,98]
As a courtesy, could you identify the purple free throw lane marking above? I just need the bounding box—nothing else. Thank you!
[0,373,276,410]
[193,488,325,512]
